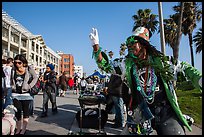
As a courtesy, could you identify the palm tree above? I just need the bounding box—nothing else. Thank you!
[119,43,127,58]
[193,28,202,54]
[173,2,202,66]
[159,2,185,62]
[163,17,178,59]
[132,9,159,37]
[108,50,114,59]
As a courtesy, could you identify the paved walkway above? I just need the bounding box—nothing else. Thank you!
[25,91,202,135]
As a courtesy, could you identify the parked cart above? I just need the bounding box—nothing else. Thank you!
[76,91,107,135]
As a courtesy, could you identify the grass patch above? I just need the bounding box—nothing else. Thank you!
[176,88,202,128]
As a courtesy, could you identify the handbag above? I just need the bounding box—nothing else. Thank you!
[30,79,41,95]
[28,66,40,95]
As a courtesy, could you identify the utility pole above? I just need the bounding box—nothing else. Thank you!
[158,2,166,55]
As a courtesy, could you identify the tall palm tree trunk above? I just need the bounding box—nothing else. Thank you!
[174,2,184,61]
[172,47,177,62]
[173,2,184,88]
[188,33,195,67]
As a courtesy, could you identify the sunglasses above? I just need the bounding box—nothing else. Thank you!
[14,61,23,65]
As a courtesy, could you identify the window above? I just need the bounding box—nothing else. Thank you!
[21,40,26,48]
[40,47,42,55]
[36,44,39,53]
[64,65,69,68]
[51,56,53,62]
[36,56,38,62]
[54,58,56,63]
[3,49,8,56]
[40,57,42,64]
[64,58,70,62]
[31,53,34,60]
[44,51,47,57]
[32,42,35,51]
[2,28,8,38]
[48,54,50,60]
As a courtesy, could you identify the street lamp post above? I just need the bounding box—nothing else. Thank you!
[158,2,166,55]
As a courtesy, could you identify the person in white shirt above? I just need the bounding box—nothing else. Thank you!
[3,57,14,109]
[80,77,87,91]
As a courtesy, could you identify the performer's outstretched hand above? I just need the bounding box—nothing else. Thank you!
[89,28,99,46]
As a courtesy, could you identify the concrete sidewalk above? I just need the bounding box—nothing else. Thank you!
[26,91,202,135]
[27,92,80,135]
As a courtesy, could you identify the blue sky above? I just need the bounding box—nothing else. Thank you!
[2,2,202,75]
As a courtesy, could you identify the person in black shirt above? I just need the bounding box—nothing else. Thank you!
[40,64,58,117]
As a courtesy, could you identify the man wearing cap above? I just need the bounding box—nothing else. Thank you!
[89,27,202,135]
[40,64,58,117]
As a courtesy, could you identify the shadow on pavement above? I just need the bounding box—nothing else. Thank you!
[31,103,80,131]
[25,129,57,135]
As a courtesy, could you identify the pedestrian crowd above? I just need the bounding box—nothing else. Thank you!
[2,55,114,135]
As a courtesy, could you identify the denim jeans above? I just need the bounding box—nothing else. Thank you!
[4,87,13,108]
[42,89,57,114]
[2,87,5,110]
[111,96,124,126]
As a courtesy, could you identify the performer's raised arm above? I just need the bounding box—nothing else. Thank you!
[89,28,103,62]
[89,28,113,73]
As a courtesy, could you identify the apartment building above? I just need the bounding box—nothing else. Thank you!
[57,51,74,77]
[2,10,61,74]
